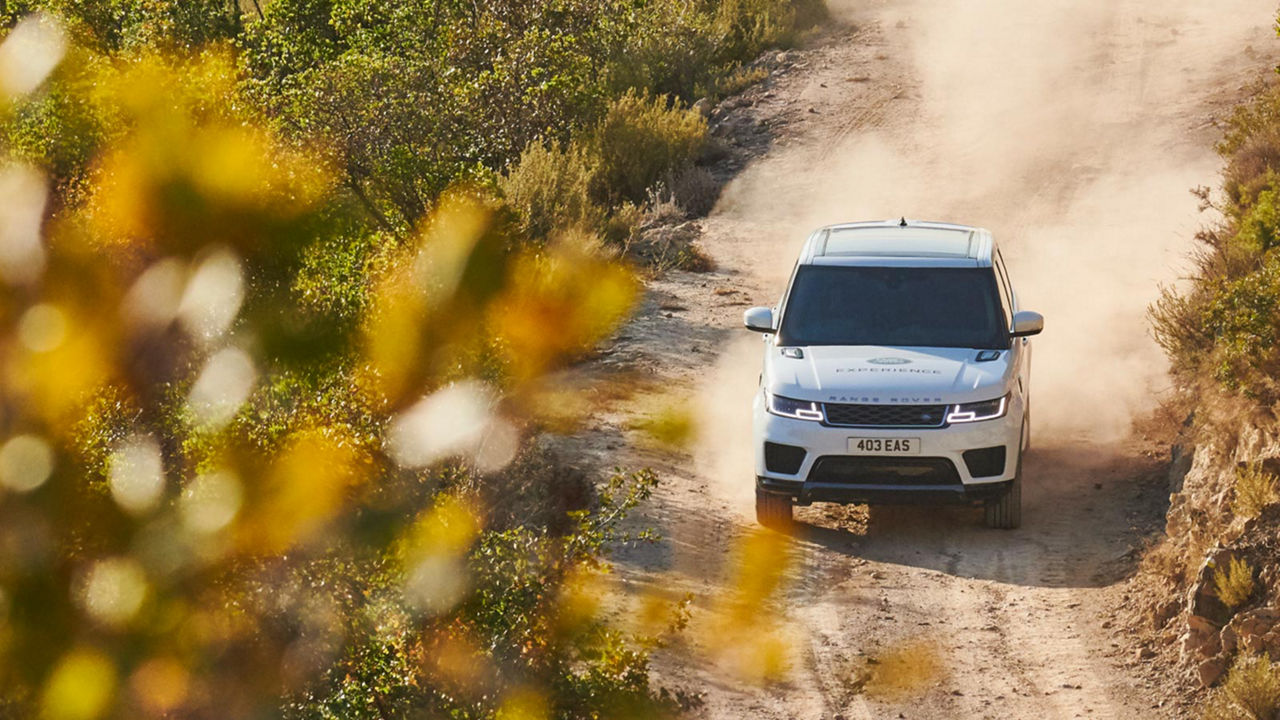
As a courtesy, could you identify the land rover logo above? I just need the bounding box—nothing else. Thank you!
[867,357,912,365]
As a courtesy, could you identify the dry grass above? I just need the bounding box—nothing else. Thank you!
[713,64,770,99]
[1232,463,1280,518]
[1202,653,1280,720]
[669,165,721,217]
[1214,556,1257,610]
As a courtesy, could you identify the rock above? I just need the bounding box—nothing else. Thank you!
[1222,606,1280,655]
[1168,444,1193,493]
[1182,614,1223,659]
[1220,621,1238,655]
[1188,548,1235,625]
[1150,598,1180,628]
[1197,655,1228,688]
[1137,646,1156,661]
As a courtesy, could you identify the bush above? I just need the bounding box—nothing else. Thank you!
[1233,464,1280,519]
[668,165,722,217]
[499,140,604,243]
[590,91,707,206]
[1214,556,1257,610]
[1202,256,1280,396]
[714,0,827,59]
[1202,652,1280,720]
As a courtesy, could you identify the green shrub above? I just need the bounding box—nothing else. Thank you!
[606,0,720,99]
[590,91,707,206]
[711,64,771,100]
[1233,464,1280,518]
[1202,652,1280,720]
[499,140,604,243]
[1214,556,1257,610]
[714,0,827,59]
[1202,256,1280,396]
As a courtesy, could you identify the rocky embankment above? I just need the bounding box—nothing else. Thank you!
[1137,419,1280,695]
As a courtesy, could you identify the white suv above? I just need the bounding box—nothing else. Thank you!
[745,220,1043,530]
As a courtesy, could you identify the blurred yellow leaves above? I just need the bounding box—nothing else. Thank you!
[703,529,793,684]
[237,429,370,554]
[41,649,115,720]
[84,51,332,254]
[399,494,481,615]
[7,301,113,427]
[495,687,550,720]
[489,237,638,384]
[629,396,697,450]
[128,657,189,716]
[365,192,638,406]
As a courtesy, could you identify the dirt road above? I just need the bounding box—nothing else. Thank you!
[568,1,1279,717]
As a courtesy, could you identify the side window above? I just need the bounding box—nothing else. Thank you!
[993,252,1014,329]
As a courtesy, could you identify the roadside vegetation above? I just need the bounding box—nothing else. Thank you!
[1142,10,1280,715]
[0,1,824,717]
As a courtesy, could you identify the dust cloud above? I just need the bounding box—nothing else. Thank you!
[693,0,1276,513]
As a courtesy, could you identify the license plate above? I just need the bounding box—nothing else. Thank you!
[848,437,920,455]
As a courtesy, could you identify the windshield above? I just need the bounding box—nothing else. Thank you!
[777,265,1009,349]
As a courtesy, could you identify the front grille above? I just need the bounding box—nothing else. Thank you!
[962,446,1007,478]
[808,456,961,486]
[764,442,806,475]
[822,403,948,427]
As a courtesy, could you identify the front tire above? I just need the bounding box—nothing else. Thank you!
[756,489,794,530]
[984,442,1024,530]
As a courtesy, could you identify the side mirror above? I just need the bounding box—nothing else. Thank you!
[744,306,775,333]
[1011,310,1044,338]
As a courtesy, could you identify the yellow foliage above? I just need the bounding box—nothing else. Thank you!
[41,649,116,720]
[629,398,697,450]
[701,529,794,683]
[1232,463,1279,518]
[128,657,189,715]
[489,236,638,383]
[238,429,371,554]
[83,51,332,254]
[495,687,549,720]
[7,303,113,426]
[1213,555,1256,610]
[1202,652,1280,720]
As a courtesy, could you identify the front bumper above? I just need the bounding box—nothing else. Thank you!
[753,393,1022,506]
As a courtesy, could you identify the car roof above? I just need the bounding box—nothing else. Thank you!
[798,219,995,268]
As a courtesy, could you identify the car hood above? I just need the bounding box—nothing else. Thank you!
[763,345,1012,405]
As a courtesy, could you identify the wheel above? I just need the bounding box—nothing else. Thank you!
[755,488,794,530]
[984,440,1024,530]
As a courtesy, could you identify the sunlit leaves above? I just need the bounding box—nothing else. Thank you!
[83,51,333,255]
[489,232,638,383]
[239,428,371,553]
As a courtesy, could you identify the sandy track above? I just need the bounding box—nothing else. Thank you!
[564,1,1279,717]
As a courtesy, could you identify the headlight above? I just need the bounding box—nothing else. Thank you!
[946,394,1008,424]
[767,394,824,421]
